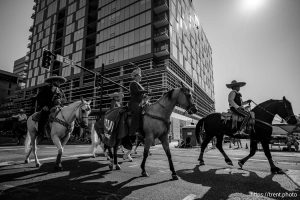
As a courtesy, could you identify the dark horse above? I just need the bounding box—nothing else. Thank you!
[195,97,298,174]
[93,87,197,180]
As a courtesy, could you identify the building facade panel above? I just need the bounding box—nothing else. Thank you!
[15,0,215,136]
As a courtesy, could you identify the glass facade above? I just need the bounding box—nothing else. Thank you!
[169,0,214,98]
[20,0,215,118]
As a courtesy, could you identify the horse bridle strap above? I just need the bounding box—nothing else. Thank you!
[52,117,72,132]
[144,112,171,131]
[255,119,273,128]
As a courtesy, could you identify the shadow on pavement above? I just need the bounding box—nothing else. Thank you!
[0,157,173,200]
[177,165,300,200]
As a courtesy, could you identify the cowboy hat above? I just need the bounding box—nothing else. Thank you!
[131,67,142,78]
[226,80,246,89]
[45,75,67,84]
[108,92,124,99]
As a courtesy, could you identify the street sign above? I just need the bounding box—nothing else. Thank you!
[55,54,76,66]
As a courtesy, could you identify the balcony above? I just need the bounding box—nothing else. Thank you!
[29,25,33,32]
[27,43,31,48]
[33,4,37,11]
[154,44,169,57]
[154,28,169,42]
[153,13,169,28]
[154,0,169,14]
[28,35,32,40]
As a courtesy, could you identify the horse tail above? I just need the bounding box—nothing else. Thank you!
[89,123,99,154]
[24,131,31,153]
[195,118,205,144]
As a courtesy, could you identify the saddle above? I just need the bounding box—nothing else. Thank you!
[32,106,63,139]
[221,109,255,130]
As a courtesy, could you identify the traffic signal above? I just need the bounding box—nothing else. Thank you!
[42,49,53,69]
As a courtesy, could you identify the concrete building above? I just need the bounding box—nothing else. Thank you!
[0,70,19,118]
[13,56,28,89]
[17,0,215,140]
[13,56,29,76]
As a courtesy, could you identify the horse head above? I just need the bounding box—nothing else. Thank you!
[75,98,92,128]
[277,96,297,125]
[174,84,197,114]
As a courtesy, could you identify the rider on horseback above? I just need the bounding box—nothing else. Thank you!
[36,75,67,138]
[109,92,124,109]
[226,80,252,136]
[129,67,148,136]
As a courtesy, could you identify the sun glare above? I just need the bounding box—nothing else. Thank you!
[241,0,266,12]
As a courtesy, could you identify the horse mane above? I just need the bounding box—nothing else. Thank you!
[165,89,174,99]
[65,100,82,109]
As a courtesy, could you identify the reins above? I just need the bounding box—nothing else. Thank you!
[251,100,292,124]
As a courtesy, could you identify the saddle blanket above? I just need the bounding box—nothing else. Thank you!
[103,107,128,147]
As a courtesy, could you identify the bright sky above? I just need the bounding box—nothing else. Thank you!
[0,0,299,115]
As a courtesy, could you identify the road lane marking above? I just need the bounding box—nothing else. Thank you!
[182,194,197,200]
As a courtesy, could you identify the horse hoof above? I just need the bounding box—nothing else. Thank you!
[134,151,137,154]
[141,171,149,177]
[199,161,205,166]
[271,167,284,174]
[226,161,233,166]
[24,159,29,164]
[115,165,121,170]
[36,163,41,168]
[109,164,113,171]
[238,161,243,169]
[172,174,179,180]
[107,157,110,161]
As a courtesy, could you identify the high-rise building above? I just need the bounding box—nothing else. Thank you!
[13,56,29,76]
[18,0,215,139]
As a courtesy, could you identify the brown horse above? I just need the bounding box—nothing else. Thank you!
[195,97,298,174]
[92,86,197,180]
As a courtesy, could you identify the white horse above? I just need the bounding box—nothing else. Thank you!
[24,98,91,170]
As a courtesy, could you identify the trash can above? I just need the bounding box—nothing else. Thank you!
[181,125,197,147]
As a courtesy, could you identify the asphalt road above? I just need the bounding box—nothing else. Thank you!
[0,141,299,200]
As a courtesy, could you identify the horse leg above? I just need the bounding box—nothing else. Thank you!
[198,135,213,165]
[160,135,178,180]
[107,146,113,170]
[216,135,233,166]
[114,145,121,170]
[261,141,283,174]
[25,133,33,164]
[32,136,41,167]
[123,149,133,162]
[238,140,258,169]
[141,137,152,177]
[51,134,64,171]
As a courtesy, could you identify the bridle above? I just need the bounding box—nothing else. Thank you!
[75,102,91,128]
[54,102,91,131]
[252,100,294,124]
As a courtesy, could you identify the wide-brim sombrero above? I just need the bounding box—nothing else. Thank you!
[45,75,67,84]
[108,92,124,98]
[131,67,142,78]
[226,80,246,89]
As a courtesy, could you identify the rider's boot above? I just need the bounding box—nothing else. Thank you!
[233,119,249,137]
